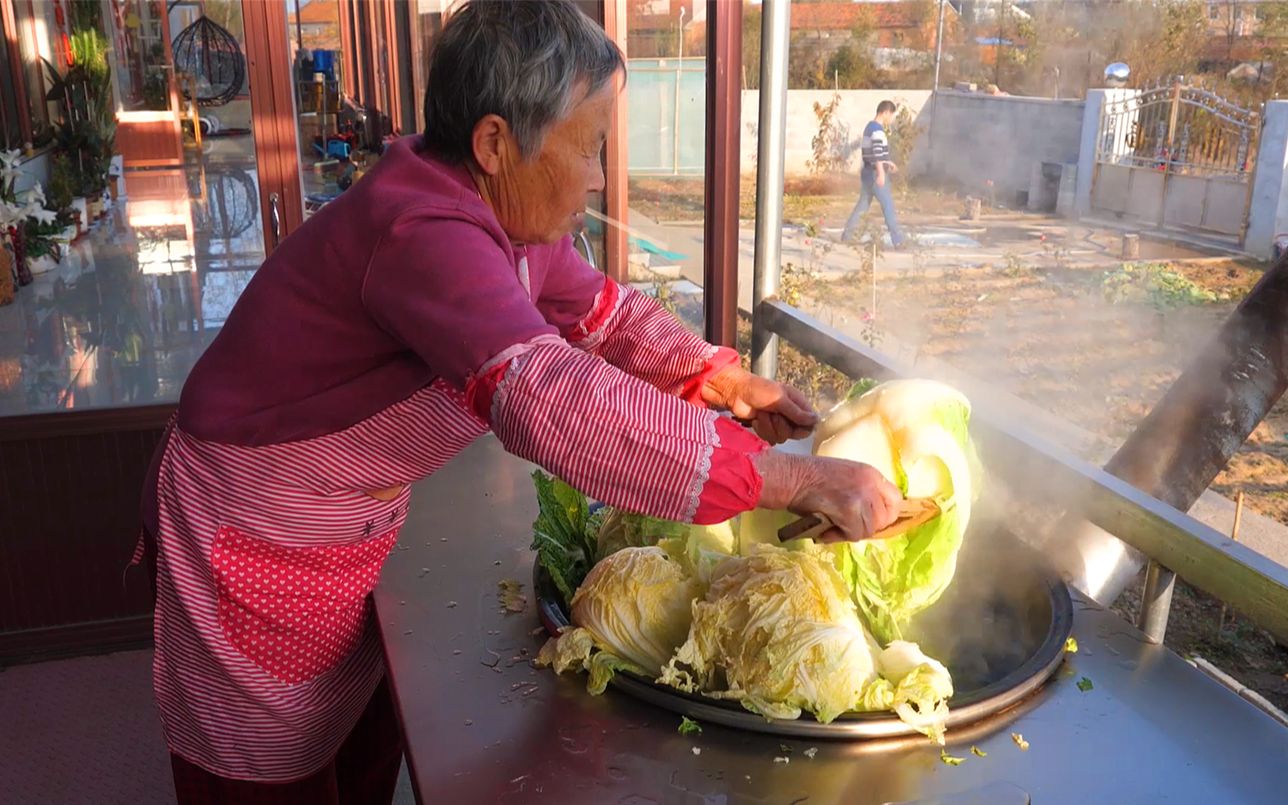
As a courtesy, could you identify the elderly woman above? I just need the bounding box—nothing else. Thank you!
[140,2,900,801]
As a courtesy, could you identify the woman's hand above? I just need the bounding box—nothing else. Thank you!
[754,450,903,542]
[702,366,818,445]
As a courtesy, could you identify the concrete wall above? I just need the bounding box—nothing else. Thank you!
[627,57,706,175]
[740,89,933,177]
[917,91,1086,207]
[1075,89,1106,218]
[1245,100,1288,260]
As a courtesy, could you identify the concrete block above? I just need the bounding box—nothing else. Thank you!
[1245,100,1288,259]
[1056,164,1078,217]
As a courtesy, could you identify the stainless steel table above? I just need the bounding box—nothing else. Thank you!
[376,436,1288,804]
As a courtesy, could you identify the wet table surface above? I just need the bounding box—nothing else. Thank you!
[375,436,1288,804]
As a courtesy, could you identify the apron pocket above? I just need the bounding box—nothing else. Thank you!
[211,524,399,684]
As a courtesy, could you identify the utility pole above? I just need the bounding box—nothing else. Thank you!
[995,0,1006,88]
[933,0,946,91]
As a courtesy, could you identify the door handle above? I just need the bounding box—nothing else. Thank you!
[269,192,281,249]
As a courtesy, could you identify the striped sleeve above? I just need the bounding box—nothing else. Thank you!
[537,238,740,405]
[467,338,767,524]
[861,123,890,167]
[870,127,890,161]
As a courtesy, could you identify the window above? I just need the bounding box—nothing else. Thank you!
[114,0,179,112]
[11,0,56,145]
[409,0,448,120]
[0,18,23,149]
[1209,4,1221,21]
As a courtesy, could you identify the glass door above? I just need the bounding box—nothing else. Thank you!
[283,0,406,221]
[111,0,184,169]
[284,0,351,217]
[109,0,303,262]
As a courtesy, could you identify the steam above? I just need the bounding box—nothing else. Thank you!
[905,507,1060,687]
[808,228,1246,591]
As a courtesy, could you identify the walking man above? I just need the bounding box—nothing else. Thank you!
[842,100,907,248]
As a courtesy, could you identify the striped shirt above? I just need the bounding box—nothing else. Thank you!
[142,136,768,781]
[861,120,891,171]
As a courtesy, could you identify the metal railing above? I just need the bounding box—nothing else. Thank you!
[746,0,1288,647]
[1096,81,1259,179]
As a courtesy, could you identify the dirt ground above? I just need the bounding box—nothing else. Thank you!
[629,175,970,226]
[808,252,1281,498]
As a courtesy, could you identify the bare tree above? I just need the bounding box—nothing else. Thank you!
[1225,0,1242,60]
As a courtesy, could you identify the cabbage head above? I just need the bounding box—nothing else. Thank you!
[570,546,700,674]
[814,379,980,643]
[660,546,881,724]
[658,519,737,583]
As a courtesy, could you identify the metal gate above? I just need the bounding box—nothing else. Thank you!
[1091,80,1260,245]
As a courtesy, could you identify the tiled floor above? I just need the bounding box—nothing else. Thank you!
[1,650,173,803]
[0,649,416,804]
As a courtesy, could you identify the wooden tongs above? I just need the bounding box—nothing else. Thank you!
[778,498,942,543]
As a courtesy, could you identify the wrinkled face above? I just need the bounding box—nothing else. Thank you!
[471,73,619,245]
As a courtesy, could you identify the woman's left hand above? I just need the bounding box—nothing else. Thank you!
[702,366,819,445]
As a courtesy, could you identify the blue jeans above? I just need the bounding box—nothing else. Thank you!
[842,171,905,246]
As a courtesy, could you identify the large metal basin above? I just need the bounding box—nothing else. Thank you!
[536,517,1073,739]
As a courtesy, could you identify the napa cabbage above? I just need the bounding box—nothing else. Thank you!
[657,545,954,741]
[813,379,981,643]
[660,546,881,724]
[538,546,700,693]
[658,519,738,583]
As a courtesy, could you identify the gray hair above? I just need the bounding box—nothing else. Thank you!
[422,0,624,162]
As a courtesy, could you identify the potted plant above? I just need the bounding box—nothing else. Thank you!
[0,148,34,287]
[21,183,65,275]
[25,220,63,274]
[45,28,115,225]
[2,150,66,278]
[69,195,88,233]
[85,179,104,221]
[44,65,93,228]
[48,153,79,241]
[78,30,115,221]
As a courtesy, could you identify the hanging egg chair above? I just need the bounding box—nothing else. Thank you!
[171,16,245,107]
[200,169,259,240]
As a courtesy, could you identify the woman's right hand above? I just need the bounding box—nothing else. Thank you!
[754,450,903,542]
